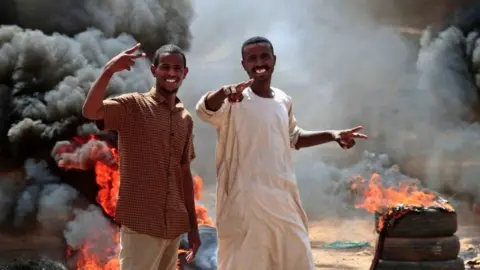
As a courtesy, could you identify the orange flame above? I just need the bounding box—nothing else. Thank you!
[351,173,454,231]
[94,150,120,218]
[56,136,214,269]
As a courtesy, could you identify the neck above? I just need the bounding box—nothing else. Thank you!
[154,83,177,107]
[250,78,272,98]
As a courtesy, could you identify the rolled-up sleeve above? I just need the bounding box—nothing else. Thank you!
[287,97,303,149]
[195,92,230,129]
[102,93,136,131]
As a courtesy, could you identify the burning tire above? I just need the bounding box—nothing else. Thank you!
[381,235,460,261]
[375,208,457,237]
[376,258,465,270]
[371,206,464,270]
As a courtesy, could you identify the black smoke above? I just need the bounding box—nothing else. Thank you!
[0,0,193,171]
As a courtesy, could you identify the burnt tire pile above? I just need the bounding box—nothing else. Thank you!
[376,208,465,270]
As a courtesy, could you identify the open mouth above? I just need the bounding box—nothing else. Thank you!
[165,78,178,83]
[253,67,268,74]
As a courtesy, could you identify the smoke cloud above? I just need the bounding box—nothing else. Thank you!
[181,0,480,217]
[0,0,479,265]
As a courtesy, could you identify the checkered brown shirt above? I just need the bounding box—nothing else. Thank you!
[102,88,196,239]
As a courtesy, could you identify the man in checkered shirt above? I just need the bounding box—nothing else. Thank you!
[83,43,201,270]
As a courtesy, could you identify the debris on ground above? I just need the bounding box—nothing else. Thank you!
[323,241,371,249]
[355,250,372,256]
[460,245,480,269]
[466,257,480,269]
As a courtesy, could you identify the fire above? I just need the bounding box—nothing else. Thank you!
[193,175,214,227]
[351,173,455,231]
[94,152,120,218]
[55,136,214,269]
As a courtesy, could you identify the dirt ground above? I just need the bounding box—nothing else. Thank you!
[308,203,480,269]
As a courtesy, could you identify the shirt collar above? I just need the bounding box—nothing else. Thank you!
[146,87,184,112]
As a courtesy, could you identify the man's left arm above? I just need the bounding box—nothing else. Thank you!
[287,98,368,150]
[181,120,198,231]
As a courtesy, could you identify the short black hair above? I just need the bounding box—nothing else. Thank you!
[241,36,274,56]
[1,259,68,270]
[152,44,186,67]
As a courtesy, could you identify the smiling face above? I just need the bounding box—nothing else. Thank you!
[241,42,276,81]
[150,52,188,92]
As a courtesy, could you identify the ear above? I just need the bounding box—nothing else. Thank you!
[241,58,247,71]
[183,66,189,78]
[150,64,156,76]
[273,54,277,66]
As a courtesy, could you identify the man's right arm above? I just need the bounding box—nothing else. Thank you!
[83,69,133,131]
[196,80,253,128]
[82,43,144,123]
[203,88,229,112]
[82,68,114,120]
[196,87,231,129]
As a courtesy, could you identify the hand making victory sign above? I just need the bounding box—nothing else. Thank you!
[104,43,146,73]
[332,126,368,149]
[224,79,254,102]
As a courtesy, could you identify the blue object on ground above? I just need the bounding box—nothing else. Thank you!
[323,241,371,249]
[179,225,218,270]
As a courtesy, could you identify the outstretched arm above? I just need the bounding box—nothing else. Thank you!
[295,130,337,149]
[295,126,368,149]
[287,98,368,150]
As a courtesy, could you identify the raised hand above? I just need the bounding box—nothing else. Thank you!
[333,126,368,149]
[104,43,146,73]
[223,79,254,103]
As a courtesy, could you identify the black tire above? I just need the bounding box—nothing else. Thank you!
[381,235,460,262]
[375,208,457,237]
[376,257,465,270]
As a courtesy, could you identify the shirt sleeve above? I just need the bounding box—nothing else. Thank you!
[287,96,303,150]
[181,119,196,165]
[102,93,136,131]
[195,91,231,129]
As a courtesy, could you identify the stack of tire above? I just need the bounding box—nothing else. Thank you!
[375,208,465,270]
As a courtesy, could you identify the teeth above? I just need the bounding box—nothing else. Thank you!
[166,79,176,83]
[255,68,266,74]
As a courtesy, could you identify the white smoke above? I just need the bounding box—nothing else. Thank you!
[181,0,480,218]
[64,205,114,251]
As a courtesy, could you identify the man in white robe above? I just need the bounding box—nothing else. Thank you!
[196,36,368,270]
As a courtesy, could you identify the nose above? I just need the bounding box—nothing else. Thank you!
[255,59,264,66]
[167,68,176,76]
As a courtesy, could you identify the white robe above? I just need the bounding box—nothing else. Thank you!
[196,87,315,270]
